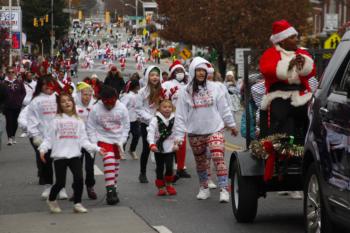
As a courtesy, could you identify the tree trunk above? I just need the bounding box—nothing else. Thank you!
[217,49,226,77]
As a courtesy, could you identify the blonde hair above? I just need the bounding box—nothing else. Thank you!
[158,99,175,112]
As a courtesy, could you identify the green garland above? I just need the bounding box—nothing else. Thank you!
[250,134,304,160]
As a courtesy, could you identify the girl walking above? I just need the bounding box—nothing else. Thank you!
[174,57,238,203]
[135,66,163,183]
[121,79,141,160]
[147,99,178,196]
[39,93,104,213]
[87,85,130,205]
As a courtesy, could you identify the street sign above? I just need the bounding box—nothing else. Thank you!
[179,48,192,60]
[325,14,338,31]
[62,8,77,14]
[324,32,340,49]
[0,9,22,32]
[235,48,250,64]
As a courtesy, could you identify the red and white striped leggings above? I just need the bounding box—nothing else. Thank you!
[98,142,120,187]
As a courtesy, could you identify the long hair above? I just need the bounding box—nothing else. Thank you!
[56,93,78,117]
[148,79,162,106]
[32,75,56,99]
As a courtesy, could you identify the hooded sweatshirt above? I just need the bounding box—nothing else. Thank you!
[39,113,100,160]
[174,57,236,140]
[162,79,186,106]
[26,93,57,139]
[87,101,130,145]
[120,91,138,122]
[147,112,176,153]
[135,65,162,125]
[75,91,95,123]
[23,80,37,106]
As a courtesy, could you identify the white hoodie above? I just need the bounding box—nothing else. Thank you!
[174,57,236,140]
[87,101,130,145]
[39,114,100,160]
[75,92,95,124]
[18,105,29,131]
[23,80,37,106]
[162,79,186,106]
[120,91,138,122]
[26,93,57,139]
[147,112,176,153]
[135,65,162,125]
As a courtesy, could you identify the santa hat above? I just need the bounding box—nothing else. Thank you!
[207,67,214,75]
[270,20,298,44]
[169,60,185,77]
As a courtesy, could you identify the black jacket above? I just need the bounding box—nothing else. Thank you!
[104,73,125,95]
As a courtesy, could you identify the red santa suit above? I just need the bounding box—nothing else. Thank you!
[259,20,316,111]
[119,56,126,70]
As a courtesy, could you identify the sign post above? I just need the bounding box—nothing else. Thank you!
[235,48,250,78]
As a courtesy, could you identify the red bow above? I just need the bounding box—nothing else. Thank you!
[263,140,276,182]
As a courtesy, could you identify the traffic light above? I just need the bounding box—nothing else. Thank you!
[78,10,83,20]
[45,14,49,23]
[33,17,38,27]
[40,18,44,27]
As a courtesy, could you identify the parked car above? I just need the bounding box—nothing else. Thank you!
[303,31,350,233]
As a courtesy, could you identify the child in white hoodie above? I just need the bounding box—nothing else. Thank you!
[135,65,162,183]
[87,85,130,205]
[26,75,67,199]
[39,93,104,213]
[174,57,238,203]
[147,99,178,196]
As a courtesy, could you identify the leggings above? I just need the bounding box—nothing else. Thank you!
[49,157,83,204]
[29,138,53,185]
[129,121,141,152]
[81,149,95,188]
[188,130,228,190]
[98,141,120,188]
[155,152,175,180]
[140,123,150,174]
[4,108,21,138]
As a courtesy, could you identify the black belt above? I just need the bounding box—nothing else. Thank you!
[269,82,304,92]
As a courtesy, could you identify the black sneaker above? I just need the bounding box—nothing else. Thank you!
[177,169,191,178]
[106,187,118,205]
[138,173,149,183]
[87,187,97,200]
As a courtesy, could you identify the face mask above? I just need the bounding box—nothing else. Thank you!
[175,73,185,81]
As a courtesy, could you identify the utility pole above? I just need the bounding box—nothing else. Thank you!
[8,0,12,66]
[51,0,54,58]
[135,0,138,35]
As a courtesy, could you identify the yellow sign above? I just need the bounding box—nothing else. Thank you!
[179,48,192,60]
[324,33,341,49]
[143,28,148,36]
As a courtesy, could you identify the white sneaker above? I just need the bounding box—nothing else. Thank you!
[73,203,88,213]
[20,133,27,138]
[196,187,210,200]
[41,185,52,199]
[58,188,68,200]
[11,137,17,144]
[289,191,303,200]
[219,189,230,203]
[129,151,138,160]
[7,138,13,146]
[208,180,217,189]
[150,152,155,163]
[47,200,61,213]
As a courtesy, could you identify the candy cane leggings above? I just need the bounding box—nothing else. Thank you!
[188,131,228,190]
[98,142,120,188]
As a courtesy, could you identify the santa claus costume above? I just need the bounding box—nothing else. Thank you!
[162,60,191,180]
[259,20,316,138]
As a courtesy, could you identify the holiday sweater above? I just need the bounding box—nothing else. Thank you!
[39,113,100,160]
[147,112,176,153]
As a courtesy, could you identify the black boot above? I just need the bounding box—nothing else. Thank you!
[138,173,149,183]
[106,186,119,205]
[177,169,191,178]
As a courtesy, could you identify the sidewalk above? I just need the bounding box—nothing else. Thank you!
[0,206,156,233]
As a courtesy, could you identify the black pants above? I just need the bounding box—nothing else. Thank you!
[269,98,308,141]
[81,149,95,187]
[29,138,53,185]
[129,121,140,152]
[4,108,21,138]
[140,123,150,174]
[49,157,83,204]
[155,152,175,180]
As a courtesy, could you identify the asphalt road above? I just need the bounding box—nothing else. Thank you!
[0,33,305,233]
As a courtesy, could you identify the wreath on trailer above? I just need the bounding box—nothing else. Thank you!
[249,134,304,182]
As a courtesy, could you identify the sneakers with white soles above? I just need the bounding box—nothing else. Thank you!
[219,188,230,203]
[73,203,88,213]
[208,180,217,189]
[47,200,61,213]
[196,187,210,200]
[58,188,68,200]
[41,185,52,199]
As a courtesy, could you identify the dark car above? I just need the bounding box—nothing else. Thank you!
[303,31,350,233]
